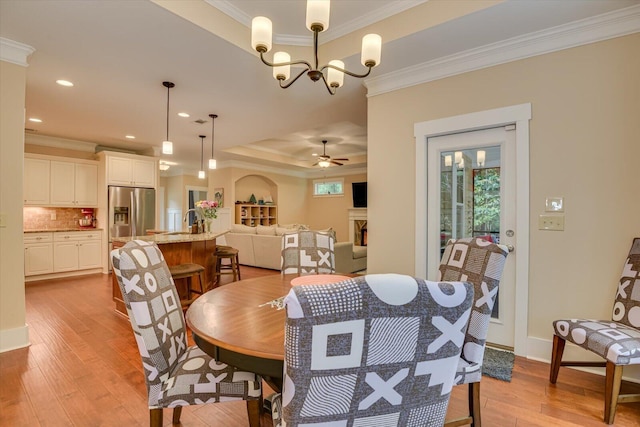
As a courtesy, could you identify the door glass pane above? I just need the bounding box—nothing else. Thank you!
[440,146,501,317]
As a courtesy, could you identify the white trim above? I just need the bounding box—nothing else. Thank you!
[0,37,35,67]
[25,133,97,152]
[365,4,640,97]
[0,324,30,353]
[414,103,531,356]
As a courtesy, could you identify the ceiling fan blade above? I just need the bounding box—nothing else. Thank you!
[312,161,320,166]
[331,160,344,166]
[333,158,349,161]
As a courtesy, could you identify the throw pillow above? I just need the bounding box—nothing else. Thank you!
[256,225,277,236]
[230,224,257,234]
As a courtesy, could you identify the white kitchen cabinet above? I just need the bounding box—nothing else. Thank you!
[24,233,54,276]
[50,160,98,207]
[107,156,156,187]
[53,231,102,272]
[24,158,50,205]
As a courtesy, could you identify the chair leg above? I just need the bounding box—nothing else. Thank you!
[247,399,261,427]
[149,408,162,427]
[235,254,241,280]
[172,406,183,424]
[604,362,623,425]
[469,382,481,427]
[549,334,566,383]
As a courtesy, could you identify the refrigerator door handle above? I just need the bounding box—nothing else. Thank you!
[130,191,136,237]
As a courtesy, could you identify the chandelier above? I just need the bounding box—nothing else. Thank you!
[251,0,382,95]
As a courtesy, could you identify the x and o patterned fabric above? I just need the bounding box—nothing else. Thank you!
[281,230,335,275]
[438,237,509,385]
[553,238,640,365]
[111,240,261,409]
[276,274,474,427]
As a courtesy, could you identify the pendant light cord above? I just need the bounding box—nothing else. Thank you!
[200,135,205,170]
[166,86,170,140]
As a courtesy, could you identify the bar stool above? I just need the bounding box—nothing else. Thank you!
[168,263,206,309]
[213,246,241,286]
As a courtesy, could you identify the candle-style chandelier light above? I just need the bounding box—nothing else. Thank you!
[251,0,382,95]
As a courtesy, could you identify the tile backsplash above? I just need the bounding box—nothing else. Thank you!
[24,207,95,230]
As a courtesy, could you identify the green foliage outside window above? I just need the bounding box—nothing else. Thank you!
[473,167,500,233]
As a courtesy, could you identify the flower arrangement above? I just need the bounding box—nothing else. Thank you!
[196,200,219,220]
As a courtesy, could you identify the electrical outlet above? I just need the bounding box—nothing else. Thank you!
[538,214,564,231]
[51,212,57,220]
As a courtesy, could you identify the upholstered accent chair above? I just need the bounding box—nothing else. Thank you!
[438,237,509,427]
[281,230,335,275]
[550,237,640,424]
[273,274,474,427]
[111,240,262,427]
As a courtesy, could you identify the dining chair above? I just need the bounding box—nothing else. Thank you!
[281,230,335,274]
[438,237,509,427]
[111,240,262,427]
[273,273,474,426]
[549,237,640,424]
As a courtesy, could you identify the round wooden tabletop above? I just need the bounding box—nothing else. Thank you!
[186,274,295,361]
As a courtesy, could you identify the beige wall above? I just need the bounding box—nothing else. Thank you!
[368,34,640,359]
[305,173,367,242]
[0,60,29,351]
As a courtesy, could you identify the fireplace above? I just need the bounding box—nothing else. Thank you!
[348,208,367,247]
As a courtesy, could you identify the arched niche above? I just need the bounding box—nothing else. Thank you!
[234,174,278,205]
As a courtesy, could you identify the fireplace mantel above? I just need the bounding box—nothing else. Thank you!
[348,208,367,246]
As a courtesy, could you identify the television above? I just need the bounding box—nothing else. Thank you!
[352,182,367,208]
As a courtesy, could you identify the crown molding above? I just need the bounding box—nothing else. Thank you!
[205,0,426,46]
[0,37,35,67]
[25,133,97,152]
[365,4,640,97]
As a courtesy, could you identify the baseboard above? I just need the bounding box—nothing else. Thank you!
[527,335,640,385]
[0,323,30,353]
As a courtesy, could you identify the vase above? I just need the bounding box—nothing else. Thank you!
[205,219,213,233]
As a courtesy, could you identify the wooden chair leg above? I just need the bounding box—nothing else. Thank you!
[469,382,481,427]
[549,334,566,383]
[247,399,261,427]
[605,362,623,425]
[149,408,162,427]
[172,406,183,424]
[235,254,241,280]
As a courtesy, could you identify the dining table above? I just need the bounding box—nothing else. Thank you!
[185,273,355,392]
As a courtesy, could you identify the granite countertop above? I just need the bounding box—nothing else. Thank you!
[25,228,104,233]
[111,230,228,244]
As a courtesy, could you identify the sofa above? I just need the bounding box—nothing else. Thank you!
[219,224,367,273]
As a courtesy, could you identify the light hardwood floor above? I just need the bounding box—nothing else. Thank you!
[1,268,639,426]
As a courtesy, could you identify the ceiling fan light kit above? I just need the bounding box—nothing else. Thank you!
[161,81,175,155]
[251,0,382,95]
[314,140,348,167]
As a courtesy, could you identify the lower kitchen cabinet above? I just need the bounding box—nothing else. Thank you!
[25,231,102,278]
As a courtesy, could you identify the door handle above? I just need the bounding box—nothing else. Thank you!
[507,245,514,252]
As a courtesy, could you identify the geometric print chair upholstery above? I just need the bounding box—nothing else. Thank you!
[281,230,335,275]
[550,237,640,424]
[274,273,475,427]
[110,240,262,427]
[437,237,509,427]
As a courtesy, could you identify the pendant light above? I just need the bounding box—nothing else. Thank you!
[208,114,217,169]
[198,135,206,179]
[162,81,175,155]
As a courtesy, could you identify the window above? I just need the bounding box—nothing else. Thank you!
[313,178,344,197]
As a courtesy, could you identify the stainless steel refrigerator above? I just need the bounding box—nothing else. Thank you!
[108,186,156,242]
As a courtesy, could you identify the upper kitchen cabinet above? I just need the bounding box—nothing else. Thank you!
[24,157,50,205]
[24,154,98,207]
[101,152,156,188]
[50,160,98,207]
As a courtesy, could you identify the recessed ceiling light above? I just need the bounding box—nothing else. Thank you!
[56,79,74,87]
[28,118,42,123]
[178,112,190,118]
[125,135,136,139]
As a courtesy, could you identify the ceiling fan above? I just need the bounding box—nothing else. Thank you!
[313,140,349,167]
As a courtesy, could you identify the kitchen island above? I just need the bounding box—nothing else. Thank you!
[111,230,227,317]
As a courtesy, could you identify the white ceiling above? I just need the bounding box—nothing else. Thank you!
[1,0,637,177]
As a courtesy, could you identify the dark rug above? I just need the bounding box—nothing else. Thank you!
[482,347,515,382]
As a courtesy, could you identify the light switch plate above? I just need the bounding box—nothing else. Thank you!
[539,214,564,231]
[545,197,564,212]
[0,212,7,228]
